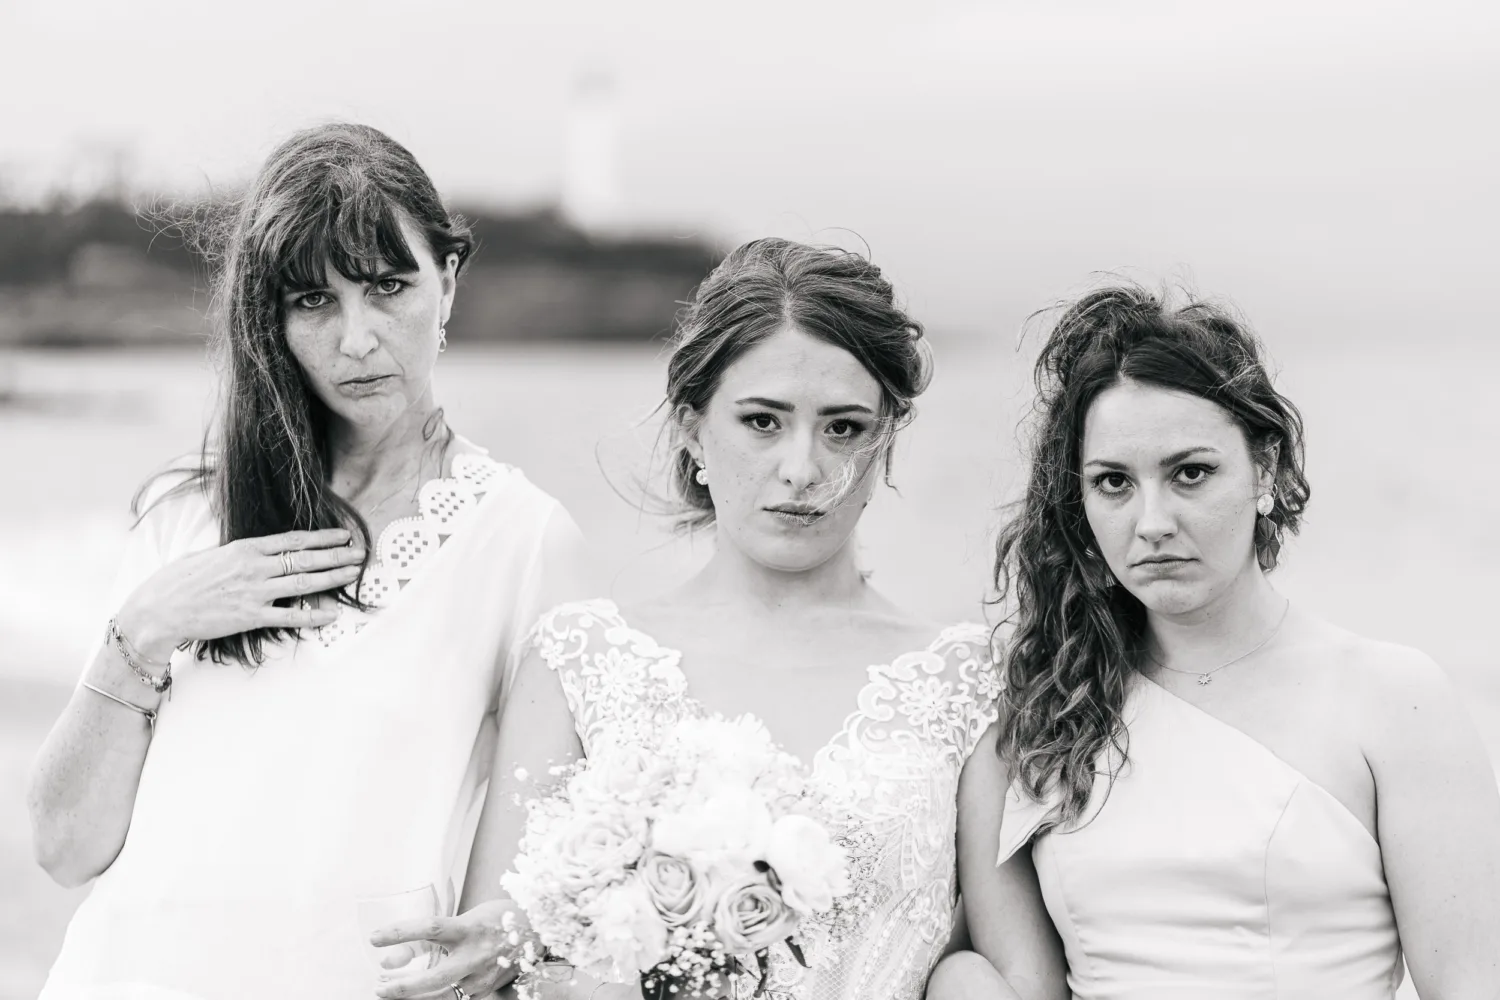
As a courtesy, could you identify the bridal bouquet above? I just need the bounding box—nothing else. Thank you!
[499,714,872,999]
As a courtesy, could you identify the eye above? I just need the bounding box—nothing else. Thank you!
[373,277,408,296]
[1091,472,1131,495]
[1175,464,1216,487]
[826,419,865,440]
[294,291,329,310]
[742,413,779,433]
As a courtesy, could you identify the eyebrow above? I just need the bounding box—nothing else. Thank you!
[734,397,875,417]
[284,266,417,294]
[1083,446,1223,471]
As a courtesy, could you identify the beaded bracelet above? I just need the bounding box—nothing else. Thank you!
[105,617,173,695]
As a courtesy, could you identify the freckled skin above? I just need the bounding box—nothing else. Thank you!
[281,215,458,443]
[1080,381,1274,622]
[687,326,884,575]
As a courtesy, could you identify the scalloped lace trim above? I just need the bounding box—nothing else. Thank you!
[311,452,509,648]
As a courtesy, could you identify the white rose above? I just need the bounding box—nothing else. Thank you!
[764,814,850,914]
[638,850,709,927]
[583,876,671,979]
[554,814,648,889]
[651,786,773,878]
[672,715,779,790]
[712,876,799,955]
[593,743,663,800]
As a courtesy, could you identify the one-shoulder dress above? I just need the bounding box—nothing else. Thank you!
[997,675,1404,999]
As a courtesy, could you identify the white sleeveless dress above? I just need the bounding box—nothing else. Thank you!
[41,452,577,1000]
[525,599,1001,1000]
[996,675,1404,999]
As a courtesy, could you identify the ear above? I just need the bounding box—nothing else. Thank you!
[1256,438,1281,491]
[438,253,460,326]
[674,403,705,465]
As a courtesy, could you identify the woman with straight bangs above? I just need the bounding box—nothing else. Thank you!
[926,285,1500,1000]
[28,123,592,1000]
[376,238,1000,1000]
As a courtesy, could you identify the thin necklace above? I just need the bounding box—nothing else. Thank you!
[1148,599,1292,686]
[360,475,420,522]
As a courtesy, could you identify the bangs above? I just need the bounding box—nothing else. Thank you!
[274,182,422,293]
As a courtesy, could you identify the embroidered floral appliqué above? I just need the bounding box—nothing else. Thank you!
[523,601,1001,1000]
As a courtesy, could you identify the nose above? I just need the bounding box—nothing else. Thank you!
[776,430,822,494]
[335,296,379,361]
[1134,483,1178,544]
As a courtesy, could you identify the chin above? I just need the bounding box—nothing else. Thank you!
[1124,579,1216,617]
[329,400,403,432]
[753,547,838,574]
[739,532,846,575]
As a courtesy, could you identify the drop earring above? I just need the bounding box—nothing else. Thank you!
[1256,491,1275,517]
[694,465,708,486]
[438,326,448,354]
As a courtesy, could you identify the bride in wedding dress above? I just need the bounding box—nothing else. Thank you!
[434,238,1001,1000]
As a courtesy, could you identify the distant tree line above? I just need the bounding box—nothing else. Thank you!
[0,200,198,286]
[0,197,721,343]
[0,197,719,286]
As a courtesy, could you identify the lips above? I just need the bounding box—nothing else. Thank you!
[765,505,826,523]
[1131,556,1193,568]
[338,375,396,395]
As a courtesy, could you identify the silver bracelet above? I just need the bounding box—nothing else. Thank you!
[105,618,173,694]
[81,681,158,730]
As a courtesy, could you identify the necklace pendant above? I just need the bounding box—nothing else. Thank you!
[1197,674,1213,686]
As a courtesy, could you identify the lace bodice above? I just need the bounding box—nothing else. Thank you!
[527,599,1000,1000]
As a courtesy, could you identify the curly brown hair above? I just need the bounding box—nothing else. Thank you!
[993,282,1310,828]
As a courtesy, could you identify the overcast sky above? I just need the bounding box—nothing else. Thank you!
[4,0,1496,335]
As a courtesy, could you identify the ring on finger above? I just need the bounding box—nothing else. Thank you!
[449,985,470,1000]
[280,551,294,577]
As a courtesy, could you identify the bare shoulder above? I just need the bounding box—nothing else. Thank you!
[1307,618,1468,759]
[1316,622,1451,703]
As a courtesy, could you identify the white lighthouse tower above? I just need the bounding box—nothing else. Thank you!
[561,67,623,233]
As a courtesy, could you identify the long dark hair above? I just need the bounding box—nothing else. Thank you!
[146,122,473,665]
[993,283,1310,828]
[663,237,932,531]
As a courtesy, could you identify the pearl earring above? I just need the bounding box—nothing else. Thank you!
[1256,491,1275,517]
[438,327,448,354]
[694,466,708,486]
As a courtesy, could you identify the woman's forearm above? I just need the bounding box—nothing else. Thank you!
[27,643,160,887]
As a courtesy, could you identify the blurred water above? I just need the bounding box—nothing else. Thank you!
[3,336,1495,688]
[0,336,1495,997]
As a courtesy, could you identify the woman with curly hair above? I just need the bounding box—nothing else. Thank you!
[930,285,1500,999]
